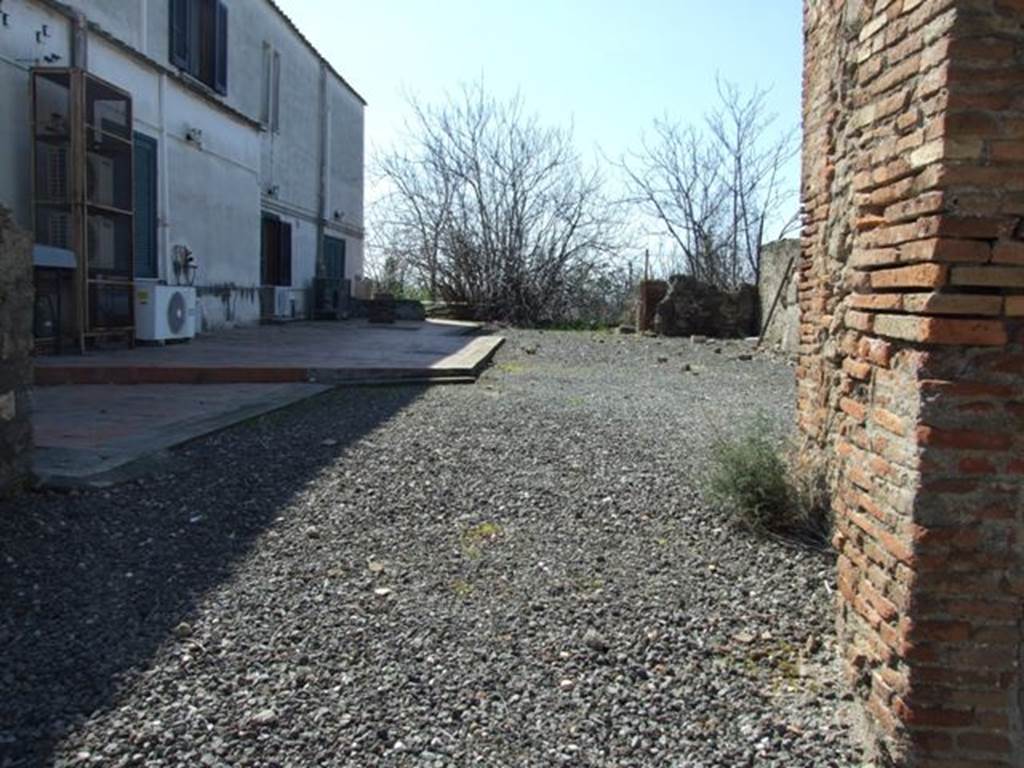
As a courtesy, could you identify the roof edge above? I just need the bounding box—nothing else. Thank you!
[264,0,367,107]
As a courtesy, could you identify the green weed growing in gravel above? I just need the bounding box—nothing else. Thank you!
[461,521,504,558]
[451,578,475,598]
[706,418,830,544]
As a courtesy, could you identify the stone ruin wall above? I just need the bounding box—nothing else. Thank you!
[0,207,33,495]
[758,239,801,353]
[801,1,1024,765]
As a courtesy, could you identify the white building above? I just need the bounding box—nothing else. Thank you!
[0,0,365,341]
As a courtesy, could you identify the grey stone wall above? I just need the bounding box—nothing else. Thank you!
[757,239,799,354]
[654,276,757,338]
[0,206,33,495]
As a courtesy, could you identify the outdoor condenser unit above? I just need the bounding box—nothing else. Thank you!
[260,286,297,320]
[86,216,117,271]
[86,152,115,206]
[134,283,197,341]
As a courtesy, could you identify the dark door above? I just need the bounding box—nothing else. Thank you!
[261,214,292,286]
[133,132,158,278]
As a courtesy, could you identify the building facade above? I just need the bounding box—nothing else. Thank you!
[0,0,365,335]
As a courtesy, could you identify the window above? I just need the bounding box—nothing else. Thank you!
[169,0,228,95]
[260,44,281,131]
[323,235,346,280]
[261,214,291,286]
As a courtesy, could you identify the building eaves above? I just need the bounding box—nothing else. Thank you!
[264,0,368,107]
[37,0,262,130]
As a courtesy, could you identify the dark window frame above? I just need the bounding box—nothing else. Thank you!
[169,0,228,95]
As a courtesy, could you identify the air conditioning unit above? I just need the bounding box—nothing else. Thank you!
[86,152,115,206]
[260,285,297,320]
[46,211,72,249]
[87,216,117,270]
[39,144,69,200]
[134,284,197,341]
[312,277,350,320]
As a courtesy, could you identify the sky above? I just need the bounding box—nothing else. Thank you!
[276,0,804,252]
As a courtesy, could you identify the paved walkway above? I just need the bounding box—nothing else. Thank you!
[35,320,504,385]
[30,319,504,486]
[32,383,329,487]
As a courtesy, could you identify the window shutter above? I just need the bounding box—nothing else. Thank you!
[169,0,190,69]
[214,1,228,95]
[280,222,292,286]
[324,236,346,279]
[133,134,159,279]
[271,50,281,132]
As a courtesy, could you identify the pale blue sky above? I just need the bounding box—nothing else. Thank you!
[277,0,804,235]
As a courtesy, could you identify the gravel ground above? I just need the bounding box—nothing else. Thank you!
[1,330,862,767]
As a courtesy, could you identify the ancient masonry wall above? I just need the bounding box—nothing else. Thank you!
[801,1,1023,765]
[758,239,800,353]
[0,206,33,495]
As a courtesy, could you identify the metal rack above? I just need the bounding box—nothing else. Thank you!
[31,68,134,352]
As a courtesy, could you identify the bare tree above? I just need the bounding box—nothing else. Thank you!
[373,82,622,325]
[621,79,798,289]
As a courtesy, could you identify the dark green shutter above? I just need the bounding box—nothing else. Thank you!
[133,133,158,279]
[324,236,346,280]
[169,0,190,69]
[214,1,228,95]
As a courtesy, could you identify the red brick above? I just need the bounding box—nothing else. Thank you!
[991,241,1024,265]
[958,457,998,474]
[870,263,948,290]
[950,265,1024,288]
[873,315,1008,345]
[872,407,906,436]
[840,397,868,422]
[892,699,975,728]
[841,357,872,380]
[917,428,1011,450]
[859,337,894,366]
[899,238,992,265]
[956,732,1013,755]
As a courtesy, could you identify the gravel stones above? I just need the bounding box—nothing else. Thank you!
[0,329,860,766]
[583,628,611,653]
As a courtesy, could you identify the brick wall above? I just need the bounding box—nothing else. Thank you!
[636,280,668,332]
[0,206,33,496]
[801,1,1023,764]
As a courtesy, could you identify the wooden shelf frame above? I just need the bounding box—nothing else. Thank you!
[31,67,136,352]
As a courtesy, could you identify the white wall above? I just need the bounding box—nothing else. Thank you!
[85,34,264,331]
[0,0,71,229]
[0,0,365,333]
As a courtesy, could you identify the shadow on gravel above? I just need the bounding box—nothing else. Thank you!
[0,384,426,767]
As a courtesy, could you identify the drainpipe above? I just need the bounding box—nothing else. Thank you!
[159,73,170,283]
[70,10,87,68]
[139,0,148,56]
[69,9,87,351]
[315,61,327,280]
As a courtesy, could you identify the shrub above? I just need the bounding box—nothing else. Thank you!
[706,419,830,543]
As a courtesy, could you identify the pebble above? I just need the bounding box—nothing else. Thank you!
[0,329,860,767]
